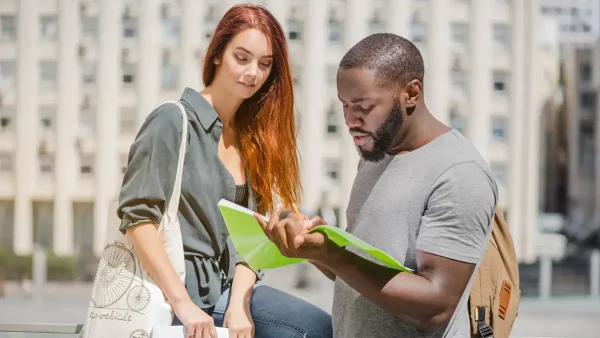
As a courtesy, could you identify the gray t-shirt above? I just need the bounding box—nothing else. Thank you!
[332,129,498,337]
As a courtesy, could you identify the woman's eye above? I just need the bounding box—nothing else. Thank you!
[235,55,247,62]
[260,62,272,67]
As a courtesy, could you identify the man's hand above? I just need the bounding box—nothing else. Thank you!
[253,206,331,262]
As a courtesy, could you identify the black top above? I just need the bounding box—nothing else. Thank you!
[235,184,249,207]
[118,88,262,309]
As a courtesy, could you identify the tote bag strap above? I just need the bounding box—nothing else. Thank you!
[163,100,189,217]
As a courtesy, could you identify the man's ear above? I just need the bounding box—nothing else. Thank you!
[405,80,422,108]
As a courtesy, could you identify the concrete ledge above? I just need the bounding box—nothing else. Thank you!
[0,323,82,334]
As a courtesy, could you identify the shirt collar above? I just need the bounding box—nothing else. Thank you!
[180,87,221,131]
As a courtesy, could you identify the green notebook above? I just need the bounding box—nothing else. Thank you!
[217,199,413,273]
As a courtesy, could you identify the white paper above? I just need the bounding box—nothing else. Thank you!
[152,325,230,338]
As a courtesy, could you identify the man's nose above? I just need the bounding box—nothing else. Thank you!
[344,110,362,129]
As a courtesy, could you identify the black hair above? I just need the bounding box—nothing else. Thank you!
[339,33,425,88]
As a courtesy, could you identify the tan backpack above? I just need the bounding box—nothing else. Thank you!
[468,207,520,338]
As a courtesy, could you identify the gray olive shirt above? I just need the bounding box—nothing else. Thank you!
[117,88,262,309]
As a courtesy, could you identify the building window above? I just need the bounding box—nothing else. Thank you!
[0,106,14,131]
[0,201,14,248]
[292,64,302,86]
[39,106,55,131]
[580,91,596,110]
[325,159,341,181]
[162,63,179,90]
[123,17,138,38]
[120,107,137,134]
[326,105,338,135]
[82,16,97,38]
[39,153,54,175]
[205,4,216,22]
[451,70,467,95]
[122,63,136,86]
[327,65,337,86]
[0,15,16,40]
[79,108,95,134]
[73,202,94,255]
[369,7,386,35]
[490,162,508,186]
[82,61,96,85]
[579,124,595,175]
[451,23,469,51]
[0,152,12,173]
[490,115,507,142]
[411,22,426,43]
[163,18,180,44]
[328,19,343,44]
[40,15,58,40]
[204,27,214,39]
[411,11,426,43]
[40,61,57,88]
[288,19,302,41]
[450,109,467,135]
[80,154,94,175]
[33,201,54,247]
[580,62,592,82]
[0,60,15,90]
[492,24,511,51]
[492,71,510,95]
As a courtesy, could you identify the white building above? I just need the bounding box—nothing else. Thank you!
[563,45,600,235]
[537,1,600,239]
[539,0,600,46]
[0,0,556,263]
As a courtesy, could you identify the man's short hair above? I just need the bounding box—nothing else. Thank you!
[339,33,425,89]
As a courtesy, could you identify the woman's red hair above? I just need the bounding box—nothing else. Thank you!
[203,4,301,214]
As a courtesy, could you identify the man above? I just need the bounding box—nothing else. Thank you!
[256,33,498,337]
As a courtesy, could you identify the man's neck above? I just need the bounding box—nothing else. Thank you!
[390,108,450,155]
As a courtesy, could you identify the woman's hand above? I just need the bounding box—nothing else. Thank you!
[173,299,218,338]
[223,305,255,338]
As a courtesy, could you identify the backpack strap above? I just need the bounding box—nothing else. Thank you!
[469,210,498,337]
[471,249,494,337]
[477,306,494,337]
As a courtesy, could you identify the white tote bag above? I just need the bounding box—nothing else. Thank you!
[81,101,188,338]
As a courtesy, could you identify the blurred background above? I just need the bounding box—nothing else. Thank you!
[0,0,598,337]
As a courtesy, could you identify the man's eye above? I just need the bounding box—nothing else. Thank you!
[361,105,374,112]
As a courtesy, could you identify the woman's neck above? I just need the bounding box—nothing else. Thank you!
[200,85,243,129]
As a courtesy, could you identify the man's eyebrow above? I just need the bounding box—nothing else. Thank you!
[337,95,369,103]
[235,46,273,58]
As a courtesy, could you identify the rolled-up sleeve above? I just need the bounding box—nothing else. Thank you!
[118,103,185,234]
[226,237,265,281]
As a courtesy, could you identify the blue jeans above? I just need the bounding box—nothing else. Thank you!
[173,285,332,338]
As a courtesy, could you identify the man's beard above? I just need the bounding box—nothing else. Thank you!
[355,101,404,162]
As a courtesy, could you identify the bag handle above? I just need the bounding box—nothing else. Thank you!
[164,100,189,217]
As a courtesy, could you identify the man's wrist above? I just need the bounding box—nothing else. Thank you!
[316,242,347,268]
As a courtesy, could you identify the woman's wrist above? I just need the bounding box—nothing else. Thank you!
[228,295,251,312]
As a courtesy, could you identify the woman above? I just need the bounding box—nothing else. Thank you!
[118,4,332,338]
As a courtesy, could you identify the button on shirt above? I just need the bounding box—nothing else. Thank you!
[118,88,263,309]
